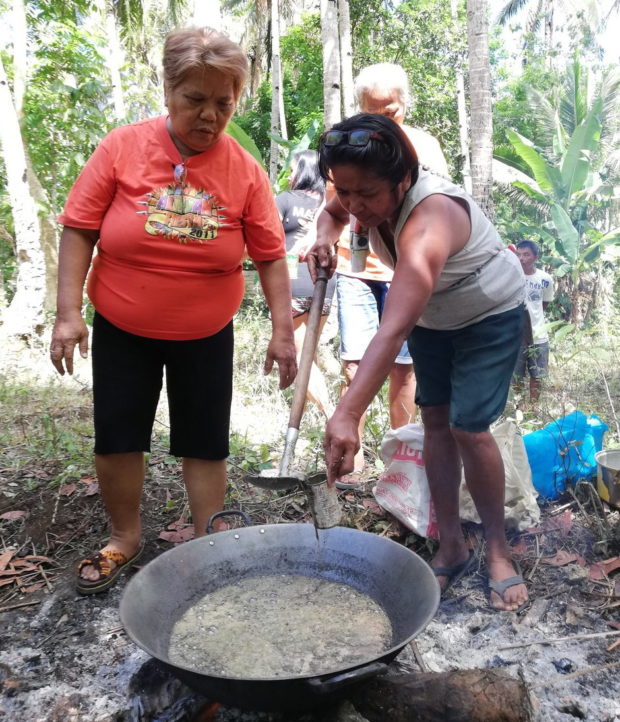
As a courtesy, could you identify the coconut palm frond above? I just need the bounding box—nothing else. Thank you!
[525,0,544,34]
[524,85,563,151]
[495,0,531,25]
[495,181,550,220]
[560,57,588,135]
[598,68,620,142]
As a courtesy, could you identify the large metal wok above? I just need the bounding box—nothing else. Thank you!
[120,515,440,712]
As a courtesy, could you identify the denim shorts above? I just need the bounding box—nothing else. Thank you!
[92,313,233,459]
[514,342,549,379]
[336,274,412,364]
[408,305,524,432]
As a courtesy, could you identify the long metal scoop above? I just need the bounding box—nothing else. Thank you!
[246,266,329,490]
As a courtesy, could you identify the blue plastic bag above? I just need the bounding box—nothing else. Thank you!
[523,411,609,500]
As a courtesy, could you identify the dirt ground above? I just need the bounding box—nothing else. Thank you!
[1,451,619,721]
[1,349,619,721]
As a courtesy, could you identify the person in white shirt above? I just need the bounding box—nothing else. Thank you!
[514,240,554,406]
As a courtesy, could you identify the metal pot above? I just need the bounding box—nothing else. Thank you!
[120,516,439,712]
[595,449,620,508]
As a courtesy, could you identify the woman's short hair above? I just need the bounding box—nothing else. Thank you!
[354,63,410,109]
[318,114,419,187]
[289,150,325,194]
[163,27,248,100]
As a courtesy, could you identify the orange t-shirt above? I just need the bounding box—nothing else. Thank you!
[58,116,284,340]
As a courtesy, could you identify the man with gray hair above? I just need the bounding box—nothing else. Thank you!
[332,62,449,488]
[354,62,449,176]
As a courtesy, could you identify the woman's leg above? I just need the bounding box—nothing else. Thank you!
[388,362,417,428]
[166,323,233,535]
[421,405,470,588]
[451,427,528,611]
[79,452,145,581]
[341,360,367,473]
[293,313,334,418]
[182,458,228,537]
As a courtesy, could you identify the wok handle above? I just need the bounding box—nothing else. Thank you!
[206,510,252,534]
[305,661,388,695]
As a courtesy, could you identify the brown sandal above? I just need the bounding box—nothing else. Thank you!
[76,543,144,595]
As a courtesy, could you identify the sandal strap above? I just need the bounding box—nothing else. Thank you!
[489,574,525,598]
[77,549,129,578]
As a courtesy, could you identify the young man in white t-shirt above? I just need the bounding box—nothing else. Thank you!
[514,240,554,406]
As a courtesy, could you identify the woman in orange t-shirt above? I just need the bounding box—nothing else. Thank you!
[50,27,296,595]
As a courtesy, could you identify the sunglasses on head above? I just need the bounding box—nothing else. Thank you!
[321,129,383,147]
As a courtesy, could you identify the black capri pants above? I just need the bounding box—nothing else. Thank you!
[92,312,233,459]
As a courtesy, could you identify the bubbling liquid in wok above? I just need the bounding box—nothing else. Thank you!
[168,574,393,678]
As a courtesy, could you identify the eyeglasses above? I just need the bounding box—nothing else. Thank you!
[173,162,187,186]
[321,129,383,147]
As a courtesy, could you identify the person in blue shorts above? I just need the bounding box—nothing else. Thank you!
[307,114,528,612]
[513,240,554,408]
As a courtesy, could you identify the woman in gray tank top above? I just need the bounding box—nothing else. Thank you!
[305,114,527,613]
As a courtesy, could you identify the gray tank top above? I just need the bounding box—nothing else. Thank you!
[369,170,524,330]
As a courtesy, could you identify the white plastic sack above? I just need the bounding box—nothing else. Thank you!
[373,424,439,539]
[373,421,540,539]
[459,420,540,531]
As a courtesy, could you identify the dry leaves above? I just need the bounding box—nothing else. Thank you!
[159,517,195,544]
[0,510,28,521]
[0,550,55,596]
[589,557,620,581]
[542,550,586,567]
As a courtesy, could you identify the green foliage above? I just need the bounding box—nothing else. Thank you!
[235,81,272,164]
[280,14,324,140]
[271,118,322,193]
[350,0,463,178]
[227,120,265,166]
[235,14,324,166]
[21,19,114,214]
[494,57,620,323]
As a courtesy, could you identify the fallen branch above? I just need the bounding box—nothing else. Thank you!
[531,660,620,689]
[499,629,620,650]
[409,639,428,673]
[0,599,41,613]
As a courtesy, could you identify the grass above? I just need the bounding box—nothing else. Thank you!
[1,299,619,516]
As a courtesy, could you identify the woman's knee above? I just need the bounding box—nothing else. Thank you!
[420,404,450,433]
[450,425,493,452]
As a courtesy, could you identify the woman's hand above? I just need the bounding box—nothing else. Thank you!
[324,408,361,486]
[302,196,347,282]
[264,331,297,389]
[302,239,338,283]
[50,312,89,375]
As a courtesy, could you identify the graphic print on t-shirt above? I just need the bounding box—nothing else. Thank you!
[138,181,227,243]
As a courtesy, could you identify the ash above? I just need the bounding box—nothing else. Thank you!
[1,483,619,721]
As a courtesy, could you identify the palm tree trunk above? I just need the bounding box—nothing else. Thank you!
[12,0,27,117]
[269,0,286,182]
[338,0,355,118]
[104,5,127,121]
[452,0,472,192]
[0,56,46,340]
[320,0,342,128]
[467,0,494,217]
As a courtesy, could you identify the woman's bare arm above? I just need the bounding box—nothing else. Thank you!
[50,226,99,375]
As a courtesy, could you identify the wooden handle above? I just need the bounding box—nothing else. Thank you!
[287,266,329,430]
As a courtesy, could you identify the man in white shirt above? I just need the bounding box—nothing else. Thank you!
[514,240,554,406]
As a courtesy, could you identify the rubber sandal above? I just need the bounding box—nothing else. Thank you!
[335,472,364,490]
[76,542,144,596]
[432,549,477,595]
[488,561,529,612]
